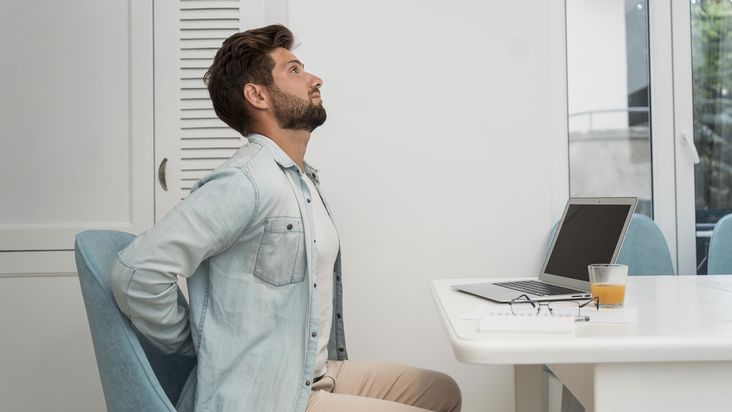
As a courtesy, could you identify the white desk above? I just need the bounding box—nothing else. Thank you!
[431,276,732,412]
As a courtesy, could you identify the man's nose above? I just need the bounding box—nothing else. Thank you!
[309,73,323,88]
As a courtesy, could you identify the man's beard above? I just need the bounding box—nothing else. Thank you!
[267,85,327,132]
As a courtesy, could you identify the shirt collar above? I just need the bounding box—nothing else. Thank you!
[247,133,320,183]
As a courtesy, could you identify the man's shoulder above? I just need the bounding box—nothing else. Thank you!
[217,140,267,171]
[192,141,283,192]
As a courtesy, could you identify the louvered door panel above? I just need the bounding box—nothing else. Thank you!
[179,0,240,201]
[155,0,243,220]
[155,0,283,219]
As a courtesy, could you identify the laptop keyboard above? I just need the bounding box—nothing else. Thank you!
[494,280,584,297]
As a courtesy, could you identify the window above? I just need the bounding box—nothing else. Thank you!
[566,0,653,217]
[690,0,732,273]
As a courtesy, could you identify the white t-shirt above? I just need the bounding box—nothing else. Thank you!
[303,176,339,378]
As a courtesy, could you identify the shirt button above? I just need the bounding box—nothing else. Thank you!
[313,239,317,243]
[336,313,342,319]
[336,275,341,281]
[307,198,311,203]
[287,224,293,230]
[305,380,311,386]
[312,332,317,337]
[338,347,345,352]
[313,282,317,288]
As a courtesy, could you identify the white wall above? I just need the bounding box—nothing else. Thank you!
[0,1,568,411]
[289,1,566,410]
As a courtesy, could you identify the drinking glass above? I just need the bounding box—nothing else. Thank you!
[588,263,628,308]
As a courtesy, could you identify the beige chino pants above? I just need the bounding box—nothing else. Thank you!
[306,361,462,412]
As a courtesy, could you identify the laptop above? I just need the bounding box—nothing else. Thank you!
[452,197,637,303]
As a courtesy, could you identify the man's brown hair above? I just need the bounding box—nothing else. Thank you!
[204,24,294,136]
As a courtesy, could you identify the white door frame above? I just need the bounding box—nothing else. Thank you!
[648,0,697,276]
[669,0,697,276]
[648,0,681,274]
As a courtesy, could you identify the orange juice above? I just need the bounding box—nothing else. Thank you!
[590,283,626,307]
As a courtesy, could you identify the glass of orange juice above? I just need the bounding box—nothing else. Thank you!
[588,264,628,308]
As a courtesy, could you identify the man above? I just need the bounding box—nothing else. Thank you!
[109,24,461,412]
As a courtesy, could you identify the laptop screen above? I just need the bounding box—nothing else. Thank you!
[544,204,632,282]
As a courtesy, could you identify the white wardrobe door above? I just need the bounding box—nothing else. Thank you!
[0,0,154,252]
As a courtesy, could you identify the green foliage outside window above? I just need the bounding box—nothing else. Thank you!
[692,0,732,222]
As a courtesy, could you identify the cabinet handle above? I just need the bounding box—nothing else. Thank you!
[158,158,168,191]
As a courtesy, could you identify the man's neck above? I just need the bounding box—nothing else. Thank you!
[252,125,311,171]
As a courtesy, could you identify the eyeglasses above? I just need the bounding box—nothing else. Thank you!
[509,294,599,321]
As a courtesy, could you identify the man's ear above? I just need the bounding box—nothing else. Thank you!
[243,83,268,110]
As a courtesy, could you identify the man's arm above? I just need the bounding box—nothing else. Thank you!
[109,168,258,355]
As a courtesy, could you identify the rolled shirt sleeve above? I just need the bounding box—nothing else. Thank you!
[109,168,258,355]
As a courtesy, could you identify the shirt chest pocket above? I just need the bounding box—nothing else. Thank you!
[253,217,307,286]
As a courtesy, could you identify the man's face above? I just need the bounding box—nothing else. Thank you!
[266,48,326,132]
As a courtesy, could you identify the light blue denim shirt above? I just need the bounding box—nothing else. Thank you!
[109,134,348,412]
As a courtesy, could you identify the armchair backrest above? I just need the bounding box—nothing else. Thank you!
[74,230,196,412]
[546,213,674,276]
[708,214,732,275]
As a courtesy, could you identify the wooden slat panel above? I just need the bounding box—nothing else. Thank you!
[181,108,216,119]
[180,29,236,40]
[180,148,237,159]
[180,38,226,49]
[179,58,214,68]
[175,0,239,199]
[181,158,228,171]
[180,1,238,9]
[181,88,212,99]
[181,117,226,129]
[179,27,238,36]
[181,99,214,110]
[181,67,209,78]
[180,19,238,30]
[180,137,241,149]
[180,8,238,18]
[181,78,207,89]
[180,48,217,59]
[180,8,238,20]
[181,170,211,181]
[180,127,241,139]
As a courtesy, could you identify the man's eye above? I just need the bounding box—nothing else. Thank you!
[290,66,300,73]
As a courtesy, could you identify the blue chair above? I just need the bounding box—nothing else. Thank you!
[74,230,196,412]
[547,213,674,275]
[707,214,732,275]
[544,213,674,412]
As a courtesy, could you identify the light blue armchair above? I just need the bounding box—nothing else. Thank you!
[74,230,196,412]
[615,213,674,275]
[547,213,674,275]
[707,214,732,275]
